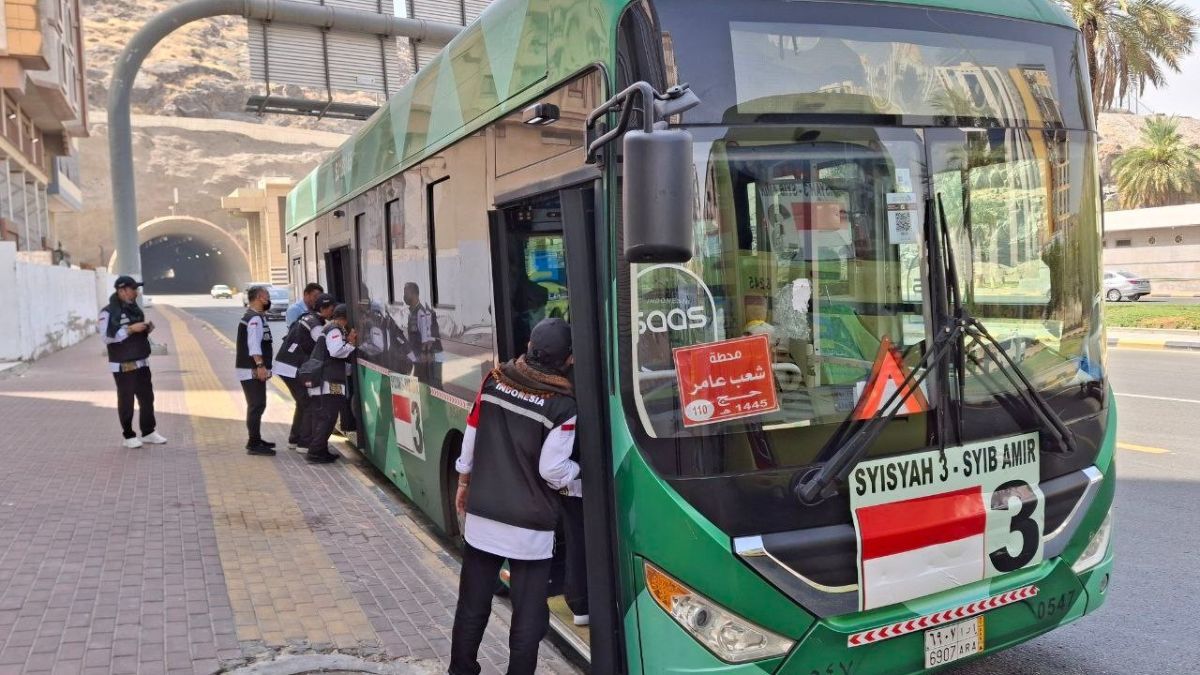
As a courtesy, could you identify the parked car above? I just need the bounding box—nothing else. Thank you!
[265,286,290,321]
[209,284,233,299]
[241,282,273,306]
[1103,270,1151,302]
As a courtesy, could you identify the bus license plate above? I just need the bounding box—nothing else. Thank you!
[923,616,984,669]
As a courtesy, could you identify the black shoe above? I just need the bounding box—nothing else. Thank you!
[259,440,277,448]
[305,450,339,464]
[247,444,276,456]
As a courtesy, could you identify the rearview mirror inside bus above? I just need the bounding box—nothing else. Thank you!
[623,126,694,263]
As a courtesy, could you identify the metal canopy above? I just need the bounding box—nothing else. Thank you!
[244,95,380,121]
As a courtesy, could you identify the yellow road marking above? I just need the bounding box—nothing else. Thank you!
[1118,442,1170,455]
[159,306,377,649]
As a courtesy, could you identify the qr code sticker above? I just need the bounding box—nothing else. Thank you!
[889,208,919,244]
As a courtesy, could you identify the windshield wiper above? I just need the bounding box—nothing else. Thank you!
[794,194,1075,506]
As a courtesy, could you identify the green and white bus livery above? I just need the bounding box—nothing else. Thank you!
[284,0,1114,672]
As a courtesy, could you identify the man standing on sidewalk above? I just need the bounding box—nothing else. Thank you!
[237,286,276,456]
[286,282,324,327]
[99,276,168,449]
[274,293,335,451]
[449,318,579,675]
[306,304,357,464]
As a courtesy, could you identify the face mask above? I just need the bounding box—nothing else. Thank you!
[263,300,272,312]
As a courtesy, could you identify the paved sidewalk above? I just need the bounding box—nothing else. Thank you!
[1108,328,1200,351]
[0,306,580,675]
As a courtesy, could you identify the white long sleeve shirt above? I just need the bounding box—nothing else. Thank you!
[236,314,270,382]
[307,326,356,396]
[455,386,580,560]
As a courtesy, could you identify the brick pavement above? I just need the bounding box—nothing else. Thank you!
[0,306,580,675]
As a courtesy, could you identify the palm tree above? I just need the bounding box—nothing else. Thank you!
[1112,116,1200,207]
[1060,0,1197,116]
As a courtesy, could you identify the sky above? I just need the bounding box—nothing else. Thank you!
[1137,0,1200,117]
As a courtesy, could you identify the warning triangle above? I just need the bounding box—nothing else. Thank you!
[851,336,929,421]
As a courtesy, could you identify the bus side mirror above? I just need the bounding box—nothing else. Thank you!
[623,127,694,263]
[586,82,700,264]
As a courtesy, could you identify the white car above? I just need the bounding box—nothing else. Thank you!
[1103,270,1151,302]
[209,284,233,299]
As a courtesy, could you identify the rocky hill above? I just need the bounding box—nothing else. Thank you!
[82,0,412,131]
[55,113,348,268]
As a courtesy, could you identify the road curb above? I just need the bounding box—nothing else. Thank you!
[1108,337,1200,351]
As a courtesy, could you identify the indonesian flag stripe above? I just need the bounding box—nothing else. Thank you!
[847,585,1038,648]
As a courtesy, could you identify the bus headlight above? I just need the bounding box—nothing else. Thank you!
[1071,510,1113,574]
[644,562,794,663]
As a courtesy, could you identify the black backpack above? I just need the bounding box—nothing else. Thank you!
[297,334,330,389]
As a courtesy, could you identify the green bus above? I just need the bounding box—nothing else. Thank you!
[284,0,1115,672]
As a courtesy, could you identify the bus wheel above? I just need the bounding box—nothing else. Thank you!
[441,431,464,541]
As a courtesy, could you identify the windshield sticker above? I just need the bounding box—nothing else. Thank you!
[852,336,929,420]
[673,334,780,427]
[887,192,920,245]
[850,432,1044,611]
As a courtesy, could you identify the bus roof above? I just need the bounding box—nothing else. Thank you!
[285,0,1075,232]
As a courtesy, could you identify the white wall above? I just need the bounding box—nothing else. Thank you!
[0,242,113,361]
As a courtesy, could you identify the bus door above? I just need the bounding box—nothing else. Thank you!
[490,193,569,363]
[490,185,624,669]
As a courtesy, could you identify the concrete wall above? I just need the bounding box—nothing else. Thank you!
[0,241,112,361]
[1103,224,1200,294]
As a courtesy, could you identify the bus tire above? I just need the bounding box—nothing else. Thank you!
[440,430,464,541]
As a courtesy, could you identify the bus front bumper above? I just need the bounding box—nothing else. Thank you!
[774,555,1112,674]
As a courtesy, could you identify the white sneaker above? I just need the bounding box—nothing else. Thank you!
[573,614,590,627]
[141,432,168,444]
[122,437,143,449]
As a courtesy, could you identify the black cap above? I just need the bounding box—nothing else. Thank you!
[114,275,143,290]
[314,293,336,310]
[332,303,350,319]
[528,318,572,371]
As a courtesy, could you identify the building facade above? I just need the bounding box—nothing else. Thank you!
[1103,203,1200,295]
[222,177,294,287]
[0,0,87,255]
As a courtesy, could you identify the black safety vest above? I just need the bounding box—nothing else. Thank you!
[236,310,273,369]
[465,373,577,531]
[102,297,151,363]
[276,312,324,368]
[319,324,351,385]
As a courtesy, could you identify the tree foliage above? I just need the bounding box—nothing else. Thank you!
[1060,0,1197,115]
[1113,116,1200,208]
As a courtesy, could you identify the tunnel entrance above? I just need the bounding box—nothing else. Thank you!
[109,216,251,295]
[140,234,243,294]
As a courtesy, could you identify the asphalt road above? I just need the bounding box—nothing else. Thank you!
[1130,295,1200,305]
[162,296,1199,674]
[156,293,288,355]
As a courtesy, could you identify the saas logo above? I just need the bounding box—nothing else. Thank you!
[635,264,718,337]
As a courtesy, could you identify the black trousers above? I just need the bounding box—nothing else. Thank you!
[450,543,551,675]
[112,366,156,439]
[308,393,344,456]
[240,379,267,444]
[281,375,310,445]
[561,495,589,617]
[338,376,358,433]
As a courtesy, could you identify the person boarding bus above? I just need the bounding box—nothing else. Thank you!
[449,318,579,675]
[306,304,357,464]
[274,293,336,451]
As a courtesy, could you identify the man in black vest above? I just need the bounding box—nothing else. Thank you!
[274,293,335,451]
[449,318,579,675]
[99,276,167,449]
[306,304,357,464]
[237,286,276,456]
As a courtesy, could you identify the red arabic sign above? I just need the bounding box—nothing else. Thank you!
[673,334,780,427]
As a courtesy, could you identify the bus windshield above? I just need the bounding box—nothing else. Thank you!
[621,2,1105,486]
